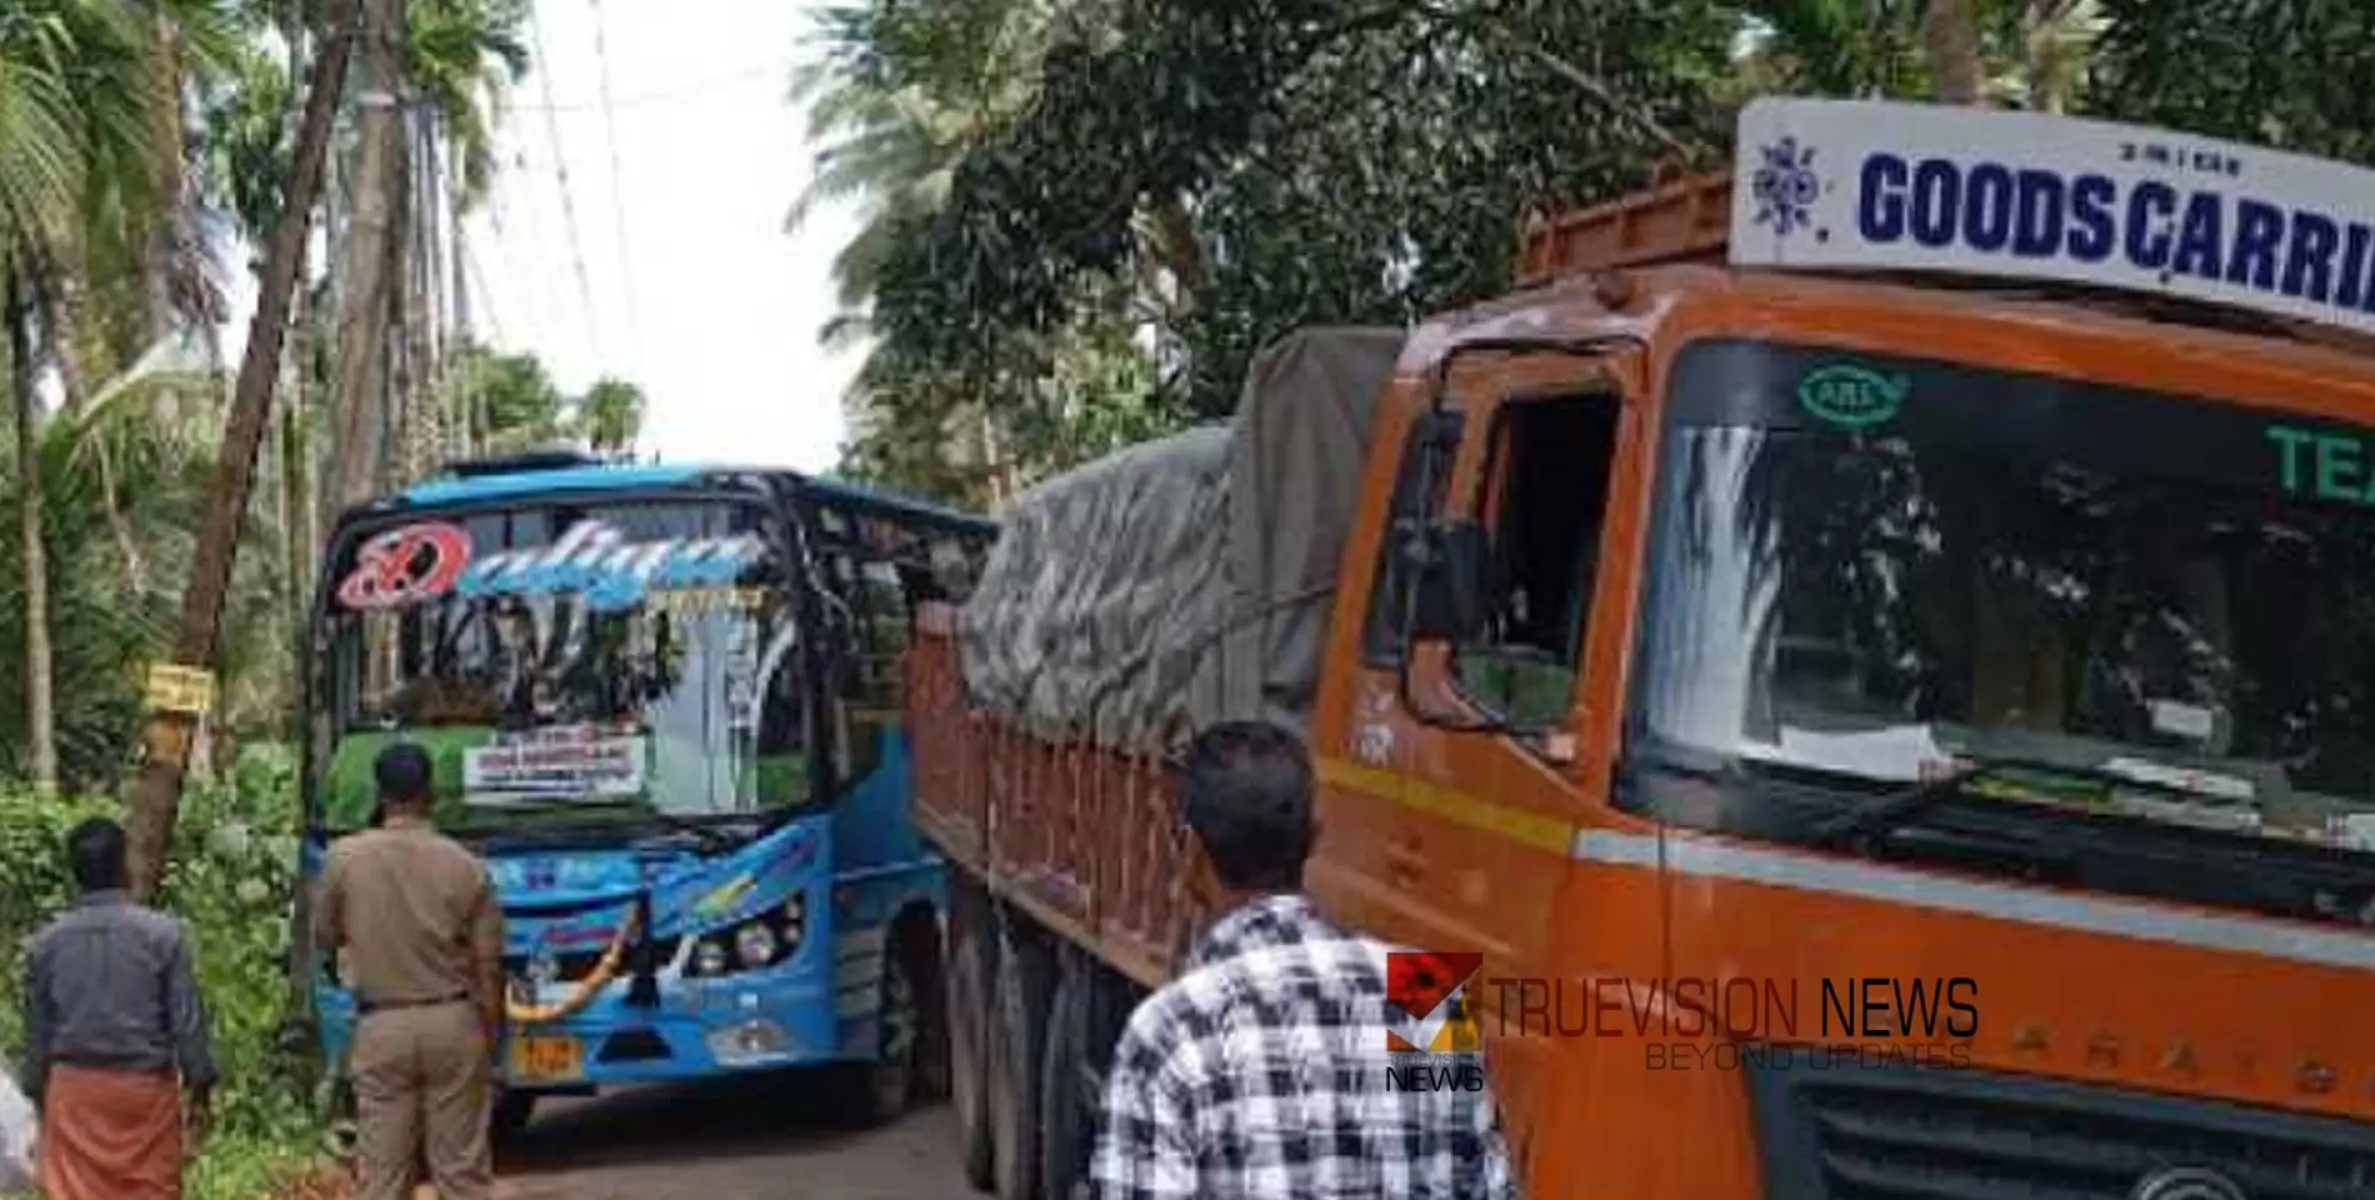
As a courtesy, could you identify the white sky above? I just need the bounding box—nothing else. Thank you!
[210,0,860,470]
[462,0,858,471]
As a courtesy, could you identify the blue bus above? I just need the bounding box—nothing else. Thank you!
[293,450,995,1134]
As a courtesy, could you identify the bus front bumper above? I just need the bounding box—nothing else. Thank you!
[315,971,853,1092]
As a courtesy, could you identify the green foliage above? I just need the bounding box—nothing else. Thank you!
[455,337,568,447]
[450,338,655,459]
[0,745,329,1199]
[198,39,293,236]
[806,0,1745,503]
[2088,0,2375,164]
[575,376,645,454]
[407,0,534,209]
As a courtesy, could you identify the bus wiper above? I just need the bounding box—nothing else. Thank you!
[638,813,756,855]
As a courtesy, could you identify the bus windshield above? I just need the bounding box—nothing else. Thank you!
[312,498,811,834]
[1631,338,2375,860]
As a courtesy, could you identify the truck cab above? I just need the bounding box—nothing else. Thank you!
[1309,98,2375,1196]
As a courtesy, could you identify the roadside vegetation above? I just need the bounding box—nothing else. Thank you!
[1,748,328,1198]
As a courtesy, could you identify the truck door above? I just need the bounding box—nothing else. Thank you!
[1315,343,1636,1033]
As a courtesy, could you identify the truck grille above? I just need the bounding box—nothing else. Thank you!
[1742,1047,2375,1199]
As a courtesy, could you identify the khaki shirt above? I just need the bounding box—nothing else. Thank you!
[315,815,502,1009]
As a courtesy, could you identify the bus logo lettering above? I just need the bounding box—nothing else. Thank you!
[337,521,472,610]
[457,519,765,612]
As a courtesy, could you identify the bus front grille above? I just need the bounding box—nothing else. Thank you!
[505,937,683,988]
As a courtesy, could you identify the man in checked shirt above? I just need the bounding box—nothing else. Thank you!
[1083,720,1518,1199]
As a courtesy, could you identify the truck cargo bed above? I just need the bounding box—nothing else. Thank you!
[907,607,1198,988]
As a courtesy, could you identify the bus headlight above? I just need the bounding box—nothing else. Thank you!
[734,922,778,968]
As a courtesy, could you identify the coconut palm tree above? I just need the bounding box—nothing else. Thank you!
[0,0,203,792]
[126,0,356,898]
[1736,1,2100,109]
[576,377,644,455]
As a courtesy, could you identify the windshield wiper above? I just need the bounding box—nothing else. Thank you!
[1813,753,2236,850]
[635,813,766,855]
[1813,762,1989,849]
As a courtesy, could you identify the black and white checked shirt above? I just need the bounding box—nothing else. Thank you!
[1084,893,1518,1199]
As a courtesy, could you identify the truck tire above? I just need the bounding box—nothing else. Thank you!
[986,920,1051,1200]
[947,881,996,1189]
[1036,956,1097,1200]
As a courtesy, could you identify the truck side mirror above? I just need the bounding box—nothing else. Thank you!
[1401,519,1487,643]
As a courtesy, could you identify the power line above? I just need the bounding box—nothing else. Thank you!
[502,59,792,113]
[460,239,509,349]
[527,4,603,355]
[585,0,643,376]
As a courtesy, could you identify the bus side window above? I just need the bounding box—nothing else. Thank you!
[1362,411,1466,666]
[822,551,910,788]
[753,608,811,806]
[1451,392,1622,733]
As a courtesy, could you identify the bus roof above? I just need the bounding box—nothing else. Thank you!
[393,460,993,533]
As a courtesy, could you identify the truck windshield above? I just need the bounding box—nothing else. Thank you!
[312,498,811,834]
[1631,338,2375,860]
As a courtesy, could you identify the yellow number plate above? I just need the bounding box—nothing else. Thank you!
[508,1036,583,1082]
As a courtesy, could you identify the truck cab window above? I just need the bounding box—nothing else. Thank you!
[1453,394,1621,731]
[1363,411,1466,664]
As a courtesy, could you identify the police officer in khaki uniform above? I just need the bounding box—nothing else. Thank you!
[315,742,505,1200]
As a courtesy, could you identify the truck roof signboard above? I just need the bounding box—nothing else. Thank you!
[1728,96,2375,338]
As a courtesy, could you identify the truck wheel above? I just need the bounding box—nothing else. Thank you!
[1037,959,1097,1200]
[986,922,1051,1200]
[947,882,996,1188]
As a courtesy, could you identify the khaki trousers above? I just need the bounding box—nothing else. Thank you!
[352,1001,492,1200]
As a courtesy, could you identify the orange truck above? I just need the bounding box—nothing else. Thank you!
[905,97,2375,1199]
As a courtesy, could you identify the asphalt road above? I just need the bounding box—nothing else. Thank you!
[490,1070,975,1200]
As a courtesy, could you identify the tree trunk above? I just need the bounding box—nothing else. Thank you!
[10,269,57,795]
[147,14,191,341]
[123,8,356,902]
[379,110,415,495]
[323,0,408,527]
[1922,0,1990,105]
[280,269,313,676]
[448,140,472,457]
[2023,0,2087,114]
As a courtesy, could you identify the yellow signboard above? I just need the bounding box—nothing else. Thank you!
[144,664,217,716]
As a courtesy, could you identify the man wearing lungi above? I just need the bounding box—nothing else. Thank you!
[20,816,218,1199]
